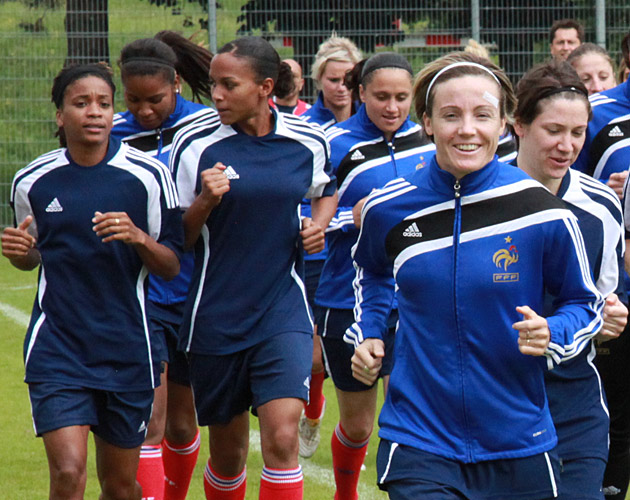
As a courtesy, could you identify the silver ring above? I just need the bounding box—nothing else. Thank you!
[526,338,530,345]
[115,218,120,225]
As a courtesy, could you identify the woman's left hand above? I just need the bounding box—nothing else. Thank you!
[92,211,146,246]
[512,305,550,356]
[300,217,325,254]
[596,293,628,341]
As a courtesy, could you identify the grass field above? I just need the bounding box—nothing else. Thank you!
[0,257,388,499]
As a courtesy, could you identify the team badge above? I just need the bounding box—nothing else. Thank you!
[492,236,519,282]
[415,155,429,170]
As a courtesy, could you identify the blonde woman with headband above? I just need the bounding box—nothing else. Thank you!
[345,52,604,499]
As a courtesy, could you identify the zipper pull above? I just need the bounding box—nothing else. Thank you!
[454,179,461,198]
[156,128,162,142]
[388,141,395,152]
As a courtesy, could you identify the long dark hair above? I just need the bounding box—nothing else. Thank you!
[119,30,213,102]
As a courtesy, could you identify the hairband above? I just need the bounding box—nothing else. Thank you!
[537,85,588,101]
[361,52,412,80]
[425,62,501,106]
[122,57,175,69]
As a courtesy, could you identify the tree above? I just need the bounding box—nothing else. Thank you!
[65,0,109,65]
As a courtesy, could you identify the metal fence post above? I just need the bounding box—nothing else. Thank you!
[472,0,480,41]
[595,0,606,48]
[208,0,217,54]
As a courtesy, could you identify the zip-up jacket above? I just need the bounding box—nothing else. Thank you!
[314,104,435,310]
[345,157,604,463]
[573,79,630,182]
[112,95,217,305]
[544,168,624,462]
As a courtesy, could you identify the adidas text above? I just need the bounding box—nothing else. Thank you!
[403,222,423,238]
[350,149,365,161]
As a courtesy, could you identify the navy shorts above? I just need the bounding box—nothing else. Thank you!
[149,302,191,386]
[29,382,153,449]
[556,457,606,499]
[189,331,312,426]
[304,259,325,325]
[319,307,395,392]
[377,439,560,500]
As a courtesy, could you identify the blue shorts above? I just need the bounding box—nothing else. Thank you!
[377,439,560,500]
[149,302,191,386]
[304,259,325,325]
[319,307,395,392]
[28,382,153,449]
[556,457,606,499]
[189,331,312,426]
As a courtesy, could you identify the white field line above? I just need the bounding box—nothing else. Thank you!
[0,303,384,499]
[0,301,30,328]
[249,430,384,499]
[0,284,36,291]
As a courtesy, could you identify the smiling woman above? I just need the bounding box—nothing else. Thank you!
[344,52,605,500]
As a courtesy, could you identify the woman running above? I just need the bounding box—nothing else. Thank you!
[1,63,182,500]
[347,51,604,500]
[315,52,435,500]
[515,58,627,500]
[170,36,337,500]
[111,30,216,500]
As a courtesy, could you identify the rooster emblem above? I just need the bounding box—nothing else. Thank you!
[493,245,519,271]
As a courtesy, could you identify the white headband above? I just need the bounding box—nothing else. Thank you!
[425,62,502,106]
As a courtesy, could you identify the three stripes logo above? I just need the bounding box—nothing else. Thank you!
[350,149,365,161]
[45,197,63,213]
[609,125,624,138]
[403,222,422,238]
[224,166,240,179]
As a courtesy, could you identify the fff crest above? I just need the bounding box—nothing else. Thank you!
[493,236,519,283]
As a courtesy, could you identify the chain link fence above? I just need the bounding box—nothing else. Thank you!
[1,0,628,227]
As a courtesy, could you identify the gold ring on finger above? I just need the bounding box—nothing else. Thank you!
[115,218,120,225]
[363,365,370,374]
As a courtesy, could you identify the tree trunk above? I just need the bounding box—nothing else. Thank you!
[65,0,109,66]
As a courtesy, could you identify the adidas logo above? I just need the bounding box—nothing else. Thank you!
[403,222,423,238]
[45,197,63,213]
[224,166,240,179]
[138,420,147,433]
[609,126,624,137]
[350,149,365,161]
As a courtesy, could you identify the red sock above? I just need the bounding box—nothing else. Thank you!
[331,423,370,500]
[203,460,246,500]
[137,445,165,500]
[163,430,201,500]
[259,466,303,500]
[305,370,326,420]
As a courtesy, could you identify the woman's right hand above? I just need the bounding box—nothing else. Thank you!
[1,216,36,258]
[199,162,231,208]
[351,338,385,386]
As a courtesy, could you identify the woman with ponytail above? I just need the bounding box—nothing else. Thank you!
[111,31,216,500]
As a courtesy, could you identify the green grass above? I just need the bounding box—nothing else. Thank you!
[0,257,387,499]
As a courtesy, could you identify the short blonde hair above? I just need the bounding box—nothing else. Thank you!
[311,35,362,85]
